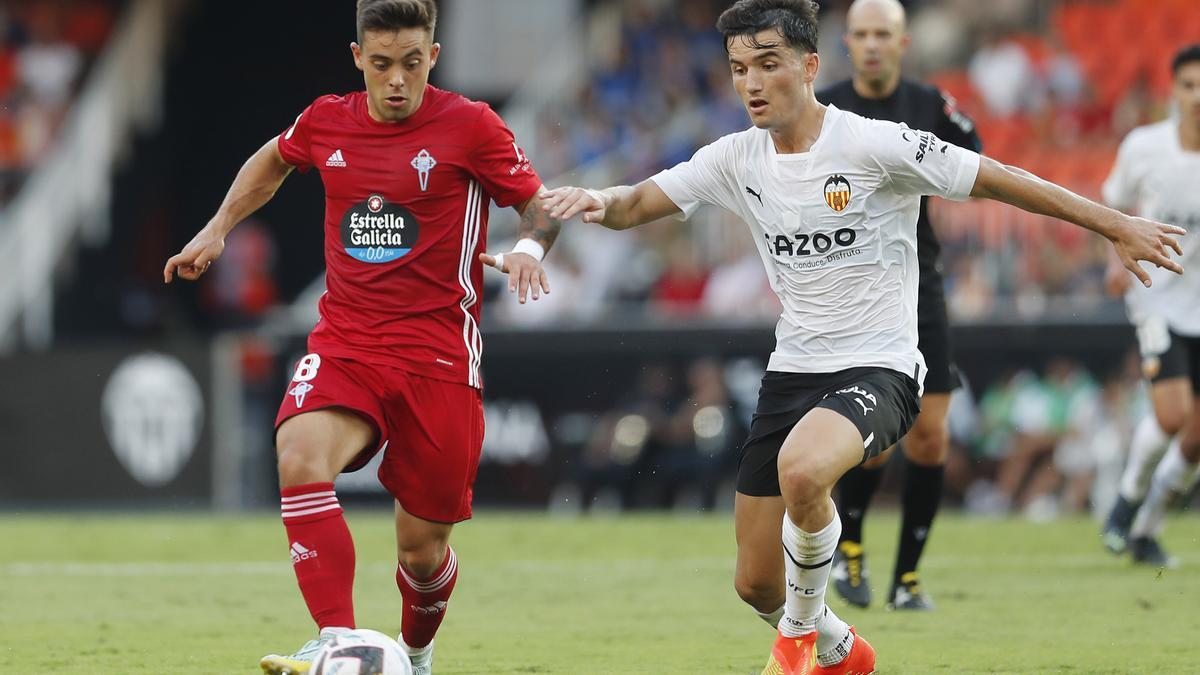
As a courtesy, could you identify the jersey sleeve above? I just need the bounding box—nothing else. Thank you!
[874,121,980,201]
[934,92,983,153]
[277,96,333,172]
[1101,133,1140,211]
[650,135,741,219]
[468,104,543,208]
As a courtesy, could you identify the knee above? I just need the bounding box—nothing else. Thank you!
[1155,405,1190,437]
[399,541,449,579]
[904,422,949,465]
[734,573,783,613]
[276,433,336,488]
[777,454,830,505]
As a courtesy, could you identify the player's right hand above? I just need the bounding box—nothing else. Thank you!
[542,186,608,224]
[164,226,225,283]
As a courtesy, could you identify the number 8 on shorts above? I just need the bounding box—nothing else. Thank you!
[293,354,322,382]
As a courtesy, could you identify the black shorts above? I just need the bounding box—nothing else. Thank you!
[1142,328,1200,394]
[917,282,960,394]
[736,367,922,497]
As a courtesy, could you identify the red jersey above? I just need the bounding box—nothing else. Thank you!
[277,87,542,388]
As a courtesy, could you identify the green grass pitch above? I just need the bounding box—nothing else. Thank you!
[2,511,1197,673]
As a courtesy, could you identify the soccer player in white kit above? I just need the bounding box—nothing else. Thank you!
[542,2,1184,673]
[1100,44,1200,568]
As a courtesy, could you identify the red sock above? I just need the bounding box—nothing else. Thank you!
[396,546,457,648]
[281,482,355,630]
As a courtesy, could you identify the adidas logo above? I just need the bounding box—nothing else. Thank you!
[411,601,447,615]
[290,541,318,564]
[325,149,347,167]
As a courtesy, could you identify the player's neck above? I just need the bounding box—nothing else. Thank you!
[1178,118,1200,152]
[851,73,899,100]
[769,100,827,154]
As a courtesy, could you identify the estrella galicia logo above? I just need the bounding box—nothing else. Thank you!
[340,194,419,263]
[823,175,851,212]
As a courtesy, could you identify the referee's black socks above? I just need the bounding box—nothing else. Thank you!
[836,463,885,545]
[895,457,944,583]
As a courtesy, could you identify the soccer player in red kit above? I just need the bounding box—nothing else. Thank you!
[163,2,560,673]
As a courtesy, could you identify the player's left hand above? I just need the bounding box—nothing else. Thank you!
[480,251,550,304]
[1109,215,1185,288]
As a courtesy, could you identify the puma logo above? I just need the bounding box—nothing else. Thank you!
[746,185,764,206]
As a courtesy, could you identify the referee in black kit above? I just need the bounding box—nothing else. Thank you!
[817,0,981,611]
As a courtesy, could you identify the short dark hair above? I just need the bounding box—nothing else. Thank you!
[356,0,437,42]
[1172,43,1200,76]
[716,0,820,55]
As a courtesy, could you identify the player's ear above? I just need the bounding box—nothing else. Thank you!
[429,42,441,69]
[900,33,912,53]
[804,51,820,83]
[351,41,364,72]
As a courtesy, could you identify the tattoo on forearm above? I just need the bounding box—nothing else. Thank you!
[519,203,562,252]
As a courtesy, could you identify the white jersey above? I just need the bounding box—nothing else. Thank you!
[652,104,980,386]
[1102,119,1200,335]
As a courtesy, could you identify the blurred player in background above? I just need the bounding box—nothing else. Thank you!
[1101,43,1200,568]
[541,1,1183,672]
[164,1,560,673]
[816,0,981,611]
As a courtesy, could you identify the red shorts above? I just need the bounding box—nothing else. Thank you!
[274,352,484,523]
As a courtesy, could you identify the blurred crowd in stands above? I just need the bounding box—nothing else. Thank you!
[8,1,1196,327]
[494,0,1200,326]
[948,351,1148,522]
[0,0,113,204]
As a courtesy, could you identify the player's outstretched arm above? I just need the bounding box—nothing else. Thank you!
[970,156,1185,288]
[163,136,294,283]
[479,186,564,304]
[541,180,682,231]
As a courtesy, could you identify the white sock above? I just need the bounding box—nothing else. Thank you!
[1119,416,1172,502]
[780,507,853,665]
[756,604,784,628]
[319,627,352,638]
[1130,442,1197,538]
[780,511,838,637]
[816,607,854,667]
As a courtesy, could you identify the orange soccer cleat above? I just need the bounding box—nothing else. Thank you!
[814,627,875,675]
[761,630,817,675]
[760,627,876,675]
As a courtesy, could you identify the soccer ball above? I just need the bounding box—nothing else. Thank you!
[310,629,413,675]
